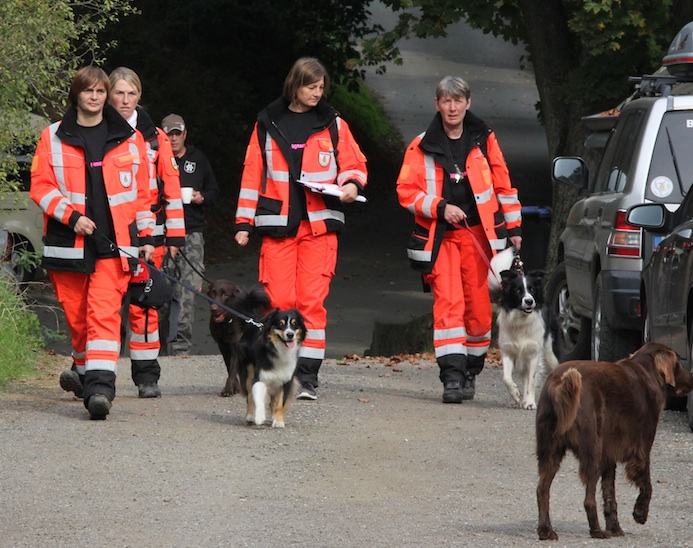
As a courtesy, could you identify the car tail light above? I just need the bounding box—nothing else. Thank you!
[607,210,642,257]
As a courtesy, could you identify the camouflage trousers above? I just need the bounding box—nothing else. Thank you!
[159,231,205,355]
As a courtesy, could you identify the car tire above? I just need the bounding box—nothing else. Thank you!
[591,273,640,362]
[547,261,590,361]
[685,322,693,424]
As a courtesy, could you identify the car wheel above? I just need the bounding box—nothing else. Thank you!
[591,273,640,362]
[685,323,693,425]
[546,261,590,361]
[6,234,36,285]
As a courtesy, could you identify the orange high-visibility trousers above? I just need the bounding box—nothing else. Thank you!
[49,257,130,401]
[127,245,165,385]
[258,220,337,385]
[425,224,492,382]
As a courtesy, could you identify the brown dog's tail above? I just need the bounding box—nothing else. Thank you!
[550,368,582,435]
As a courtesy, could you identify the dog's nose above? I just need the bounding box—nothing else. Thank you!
[523,296,535,307]
[285,330,294,340]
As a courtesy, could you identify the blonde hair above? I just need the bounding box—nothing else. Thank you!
[108,66,143,95]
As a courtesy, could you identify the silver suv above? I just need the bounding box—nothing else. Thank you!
[548,72,693,362]
[0,152,44,284]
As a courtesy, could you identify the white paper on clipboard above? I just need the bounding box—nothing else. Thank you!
[297,180,367,203]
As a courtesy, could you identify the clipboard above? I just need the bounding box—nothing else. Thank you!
[297,180,367,203]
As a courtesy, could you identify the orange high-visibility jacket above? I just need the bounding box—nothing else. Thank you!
[30,106,155,273]
[235,97,367,238]
[136,107,186,248]
[397,111,522,273]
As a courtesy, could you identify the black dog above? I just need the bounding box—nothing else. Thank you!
[238,308,306,428]
[208,279,270,397]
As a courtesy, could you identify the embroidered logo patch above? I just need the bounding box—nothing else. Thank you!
[184,160,196,174]
[120,172,132,187]
[318,151,331,168]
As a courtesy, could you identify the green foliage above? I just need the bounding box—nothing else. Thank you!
[0,0,138,191]
[0,274,44,386]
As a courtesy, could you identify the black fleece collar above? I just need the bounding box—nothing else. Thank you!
[57,104,135,149]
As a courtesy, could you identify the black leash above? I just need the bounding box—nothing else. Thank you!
[175,247,213,286]
[93,228,264,330]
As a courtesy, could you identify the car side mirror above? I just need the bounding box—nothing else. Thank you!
[552,157,588,190]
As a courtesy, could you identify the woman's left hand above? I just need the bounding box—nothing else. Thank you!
[339,182,359,203]
[140,244,155,262]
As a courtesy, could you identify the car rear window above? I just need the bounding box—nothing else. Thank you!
[645,110,693,203]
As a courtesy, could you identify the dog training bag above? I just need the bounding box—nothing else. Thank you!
[129,261,173,309]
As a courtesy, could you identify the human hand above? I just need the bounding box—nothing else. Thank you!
[74,215,96,236]
[140,244,155,262]
[168,245,180,259]
[191,190,204,205]
[443,204,466,225]
[510,235,522,251]
[235,231,250,246]
[339,182,359,203]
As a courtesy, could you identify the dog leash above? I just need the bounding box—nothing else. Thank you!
[175,247,213,286]
[92,228,264,330]
[453,219,523,284]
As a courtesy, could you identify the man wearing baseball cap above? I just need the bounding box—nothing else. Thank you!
[160,113,220,356]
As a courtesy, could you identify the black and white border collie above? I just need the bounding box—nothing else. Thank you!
[489,249,559,409]
[238,308,306,428]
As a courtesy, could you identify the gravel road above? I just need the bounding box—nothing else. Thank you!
[1,354,692,547]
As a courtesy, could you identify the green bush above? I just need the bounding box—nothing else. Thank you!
[0,273,44,386]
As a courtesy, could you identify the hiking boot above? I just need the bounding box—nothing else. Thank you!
[462,374,476,400]
[442,381,464,404]
[88,394,112,420]
[296,382,317,401]
[59,369,84,398]
[138,383,162,398]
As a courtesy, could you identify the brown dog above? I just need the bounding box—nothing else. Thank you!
[208,279,270,397]
[536,342,693,540]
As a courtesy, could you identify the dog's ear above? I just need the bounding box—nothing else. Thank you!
[654,348,678,387]
[500,270,517,283]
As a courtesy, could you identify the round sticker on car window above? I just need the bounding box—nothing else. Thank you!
[651,176,673,198]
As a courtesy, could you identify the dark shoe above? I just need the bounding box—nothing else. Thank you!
[88,394,112,420]
[138,383,161,398]
[296,382,317,401]
[59,370,83,398]
[442,381,464,404]
[462,374,476,400]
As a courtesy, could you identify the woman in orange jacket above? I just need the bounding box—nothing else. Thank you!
[235,57,368,400]
[109,67,186,399]
[30,66,155,420]
[397,76,522,404]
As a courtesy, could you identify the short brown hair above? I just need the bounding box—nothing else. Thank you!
[282,57,330,102]
[68,66,110,107]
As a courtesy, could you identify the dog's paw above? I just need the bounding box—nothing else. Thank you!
[254,411,266,426]
[245,414,254,424]
[271,419,285,428]
[522,400,537,410]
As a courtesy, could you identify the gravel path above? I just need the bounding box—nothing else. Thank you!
[1,354,692,547]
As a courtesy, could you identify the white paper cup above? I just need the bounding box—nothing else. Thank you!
[181,187,193,204]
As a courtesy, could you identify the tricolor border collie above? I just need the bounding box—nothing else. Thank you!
[489,249,559,409]
[238,308,306,428]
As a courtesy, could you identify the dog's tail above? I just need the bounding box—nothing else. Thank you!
[237,285,271,316]
[549,368,582,435]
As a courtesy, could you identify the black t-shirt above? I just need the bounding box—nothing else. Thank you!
[277,109,318,219]
[446,132,481,226]
[75,120,118,257]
